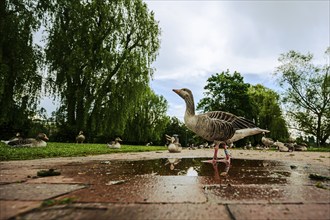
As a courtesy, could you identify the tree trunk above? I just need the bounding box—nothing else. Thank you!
[316,113,321,147]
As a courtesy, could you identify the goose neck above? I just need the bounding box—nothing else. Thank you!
[185,97,195,116]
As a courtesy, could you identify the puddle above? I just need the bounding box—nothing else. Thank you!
[58,158,330,203]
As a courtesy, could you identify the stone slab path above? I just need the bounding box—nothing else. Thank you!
[0,149,329,220]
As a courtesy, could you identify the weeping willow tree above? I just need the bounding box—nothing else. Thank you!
[124,88,169,145]
[0,0,43,137]
[45,0,160,140]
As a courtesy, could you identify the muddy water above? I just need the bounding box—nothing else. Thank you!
[59,158,330,203]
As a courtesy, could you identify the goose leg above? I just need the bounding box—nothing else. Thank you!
[212,143,219,163]
[221,143,231,164]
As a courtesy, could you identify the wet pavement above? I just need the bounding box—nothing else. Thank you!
[0,149,330,219]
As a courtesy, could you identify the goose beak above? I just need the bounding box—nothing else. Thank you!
[172,89,180,94]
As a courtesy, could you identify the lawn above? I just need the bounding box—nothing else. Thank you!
[1,142,329,161]
[0,142,167,161]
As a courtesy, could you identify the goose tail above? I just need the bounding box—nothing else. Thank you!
[1,140,10,145]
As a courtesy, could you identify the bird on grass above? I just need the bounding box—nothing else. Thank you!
[108,137,122,149]
[173,88,269,164]
[76,131,85,144]
[2,133,49,147]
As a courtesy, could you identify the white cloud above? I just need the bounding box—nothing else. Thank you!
[146,0,329,119]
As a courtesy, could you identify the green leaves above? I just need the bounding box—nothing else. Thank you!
[45,0,161,138]
[197,70,252,118]
[197,71,289,143]
[0,0,43,133]
[275,48,330,146]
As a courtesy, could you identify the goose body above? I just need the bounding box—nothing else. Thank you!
[165,134,182,153]
[108,137,122,149]
[3,133,48,147]
[76,131,85,143]
[274,141,289,152]
[261,132,274,148]
[173,88,269,163]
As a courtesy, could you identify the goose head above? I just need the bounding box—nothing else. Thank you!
[173,88,195,116]
[36,133,49,141]
[115,137,122,143]
[173,88,194,102]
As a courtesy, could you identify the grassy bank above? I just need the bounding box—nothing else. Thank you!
[0,142,167,161]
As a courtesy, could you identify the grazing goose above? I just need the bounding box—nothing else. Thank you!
[108,137,122,149]
[173,88,269,163]
[76,131,85,143]
[4,133,49,147]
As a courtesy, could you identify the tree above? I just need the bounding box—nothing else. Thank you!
[197,70,289,146]
[248,84,289,141]
[275,49,330,146]
[197,70,253,118]
[124,88,169,145]
[45,0,160,139]
[0,0,43,137]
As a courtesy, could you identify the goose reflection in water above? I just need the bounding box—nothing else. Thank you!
[165,158,182,170]
[212,161,231,181]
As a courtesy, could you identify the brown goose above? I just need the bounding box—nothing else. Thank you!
[107,137,122,149]
[76,131,85,143]
[261,132,274,148]
[173,88,269,163]
[5,133,49,147]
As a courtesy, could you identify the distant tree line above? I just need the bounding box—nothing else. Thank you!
[0,0,328,147]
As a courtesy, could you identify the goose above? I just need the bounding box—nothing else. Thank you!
[261,132,274,148]
[3,133,49,147]
[173,88,269,163]
[108,137,122,149]
[76,131,85,143]
[165,134,182,153]
[165,158,181,170]
[274,140,289,152]
[1,132,23,144]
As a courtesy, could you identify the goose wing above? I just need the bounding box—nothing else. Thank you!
[203,111,256,129]
[8,138,35,147]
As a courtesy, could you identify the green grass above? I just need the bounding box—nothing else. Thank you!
[307,147,330,152]
[0,142,167,161]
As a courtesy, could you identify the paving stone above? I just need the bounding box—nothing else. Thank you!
[0,200,41,220]
[228,204,330,220]
[0,183,86,200]
[204,184,330,204]
[16,203,231,220]
[59,176,207,203]
[0,168,40,184]
[26,176,83,184]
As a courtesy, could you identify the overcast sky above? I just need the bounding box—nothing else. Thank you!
[144,0,329,121]
[41,1,329,120]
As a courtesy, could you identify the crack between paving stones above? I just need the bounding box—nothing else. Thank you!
[225,204,236,220]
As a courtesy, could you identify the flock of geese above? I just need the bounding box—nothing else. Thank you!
[1,131,122,149]
[1,88,305,159]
